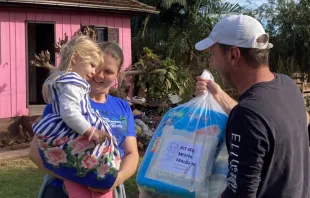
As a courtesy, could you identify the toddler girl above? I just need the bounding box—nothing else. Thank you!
[32,35,121,198]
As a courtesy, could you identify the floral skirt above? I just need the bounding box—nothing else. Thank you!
[33,113,121,189]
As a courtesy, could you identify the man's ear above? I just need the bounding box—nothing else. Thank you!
[230,46,241,65]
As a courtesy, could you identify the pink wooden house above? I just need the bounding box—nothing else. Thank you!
[0,0,157,120]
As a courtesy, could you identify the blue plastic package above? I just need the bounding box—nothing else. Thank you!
[137,71,229,198]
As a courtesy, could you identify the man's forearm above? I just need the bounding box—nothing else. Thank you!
[217,90,238,115]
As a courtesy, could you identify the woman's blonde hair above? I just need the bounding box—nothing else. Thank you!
[42,35,104,103]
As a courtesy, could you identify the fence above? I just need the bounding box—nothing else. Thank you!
[292,73,310,97]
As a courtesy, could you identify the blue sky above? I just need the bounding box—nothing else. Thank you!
[228,0,268,8]
[222,0,269,26]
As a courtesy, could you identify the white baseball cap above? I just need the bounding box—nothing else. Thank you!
[195,14,273,51]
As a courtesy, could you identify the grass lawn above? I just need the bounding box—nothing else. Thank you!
[0,158,142,198]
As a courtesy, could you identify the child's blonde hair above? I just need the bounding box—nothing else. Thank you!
[42,35,104,103]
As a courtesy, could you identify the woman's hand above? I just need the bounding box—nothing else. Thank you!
[88,172,124,193]
[87,136,139,193]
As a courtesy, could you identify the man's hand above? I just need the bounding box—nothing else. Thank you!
[195,76,237,115]
[195,76,222,101]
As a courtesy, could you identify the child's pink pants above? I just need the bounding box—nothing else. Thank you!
[64,180,113,198]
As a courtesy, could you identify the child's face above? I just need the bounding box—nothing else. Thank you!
[71,56,99,80]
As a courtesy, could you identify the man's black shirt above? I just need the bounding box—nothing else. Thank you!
[222,74,310,198]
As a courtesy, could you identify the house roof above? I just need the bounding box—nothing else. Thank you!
[1,0,158,14]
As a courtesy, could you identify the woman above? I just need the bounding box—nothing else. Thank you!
[29,41,139,198]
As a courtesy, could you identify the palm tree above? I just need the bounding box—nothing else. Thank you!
[133,0,242,66]
[130,0,243,101]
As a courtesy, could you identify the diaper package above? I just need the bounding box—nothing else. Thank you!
[136,71,229,198]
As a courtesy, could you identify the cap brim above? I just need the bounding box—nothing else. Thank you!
[195,37,215,51]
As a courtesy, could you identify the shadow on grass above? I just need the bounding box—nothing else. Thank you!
[0,158,44,198]
[0,153,145,198]
[124,171,139,197]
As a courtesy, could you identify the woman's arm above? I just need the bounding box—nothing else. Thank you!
[28,136,65,180]
[89,103,139,192]
[116,136,140,183]
[115,105,140,182]
[89,136,139,193]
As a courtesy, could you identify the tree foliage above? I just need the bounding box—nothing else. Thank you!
[247,0,309,77]
[131,0,243,101]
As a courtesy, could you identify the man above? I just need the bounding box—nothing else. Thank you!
[195,15,310,198]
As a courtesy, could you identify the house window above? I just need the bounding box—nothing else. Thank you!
[94,27,108,43]
[80,24,119,44]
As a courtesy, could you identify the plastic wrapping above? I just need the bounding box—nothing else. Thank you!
[136,70,229,198]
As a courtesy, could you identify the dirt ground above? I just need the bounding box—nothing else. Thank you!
[0,115,40,152]
[0,141,31,152]
[0,129,32,152]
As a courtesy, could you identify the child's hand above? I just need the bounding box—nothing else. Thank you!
[90,129,111,144]
[85,127,111,144]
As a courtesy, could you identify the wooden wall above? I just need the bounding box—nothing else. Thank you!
[0,8,132,118]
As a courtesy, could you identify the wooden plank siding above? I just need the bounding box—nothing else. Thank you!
[0,8,132,119]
